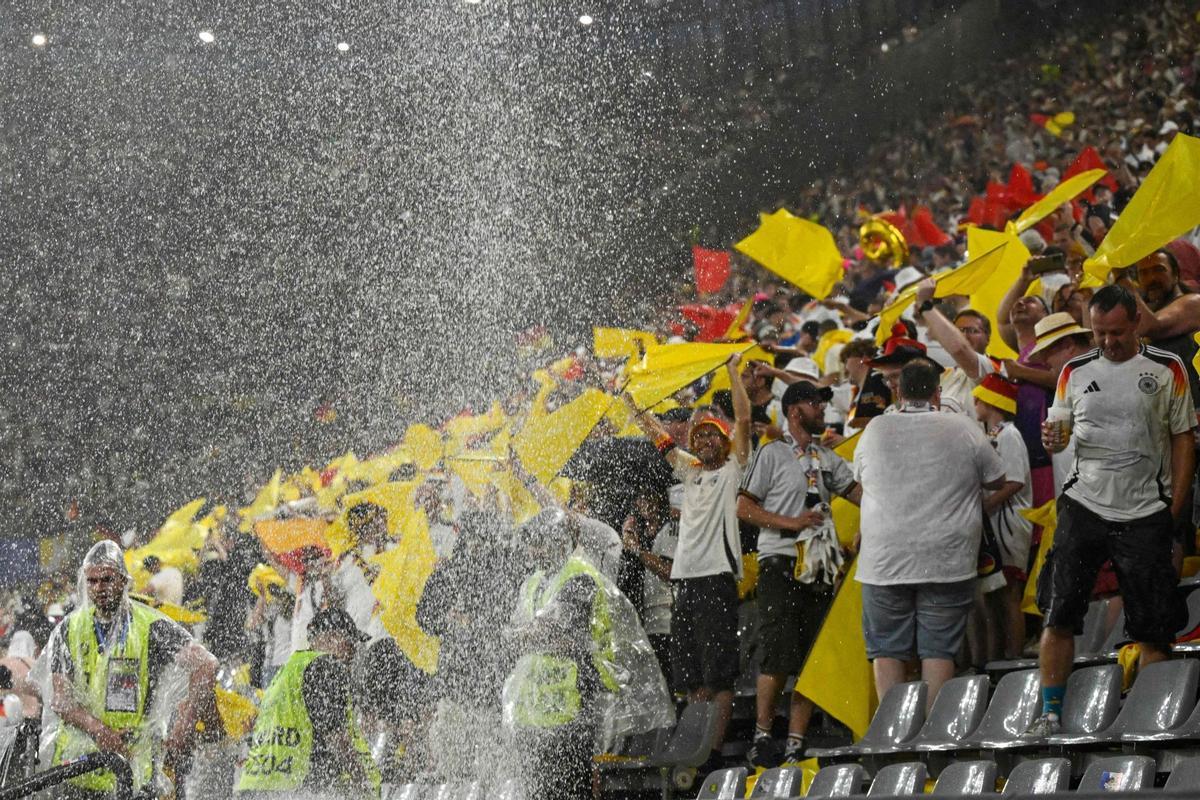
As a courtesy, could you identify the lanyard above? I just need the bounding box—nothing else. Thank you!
[94,609,130,656]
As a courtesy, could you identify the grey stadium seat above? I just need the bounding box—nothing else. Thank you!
[899,675,988,752]
[1049,658,1199,745]
[866,762,927,796]
[931,760,997,796]
[1075,755,1156,792]
[1001,759,1070,795]
[651,701,719,768]
[807,681,927,758]
[806,763,866,797]
[695,767,747,799]
[748,766,805,798]
[978,664,1121,749]
[954,669,1039,750]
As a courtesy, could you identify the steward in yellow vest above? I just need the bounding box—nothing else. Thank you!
[46,541,217,799]
[235,607,380,800]
[503,518,614,800]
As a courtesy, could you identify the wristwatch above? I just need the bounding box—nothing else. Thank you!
[916,299,935,315]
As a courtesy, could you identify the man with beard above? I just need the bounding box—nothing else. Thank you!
[624,353,751,773]
[738,380,861,767]
[46,541,217,799]
[1130,248,1200,404]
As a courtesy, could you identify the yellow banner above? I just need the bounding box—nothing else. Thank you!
[735,209,844,300]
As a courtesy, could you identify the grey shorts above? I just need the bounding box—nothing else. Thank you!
[861,579,975,661]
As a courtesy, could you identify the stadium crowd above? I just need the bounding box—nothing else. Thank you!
[0,1,1198,798]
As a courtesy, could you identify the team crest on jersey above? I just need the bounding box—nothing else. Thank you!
[1137,372,1159,395]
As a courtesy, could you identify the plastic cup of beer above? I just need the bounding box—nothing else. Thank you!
[1046,406,1071,448]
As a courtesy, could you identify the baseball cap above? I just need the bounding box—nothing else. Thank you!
[781,380,834,411]
[308,608,370,643]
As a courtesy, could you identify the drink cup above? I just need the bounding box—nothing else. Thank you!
[1045,407,1072,448]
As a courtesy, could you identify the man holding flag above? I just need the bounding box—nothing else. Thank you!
[625,352,751,773]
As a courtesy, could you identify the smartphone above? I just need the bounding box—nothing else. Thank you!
[1028,252,1066,275]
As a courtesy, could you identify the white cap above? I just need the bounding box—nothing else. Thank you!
[783,357,820,380]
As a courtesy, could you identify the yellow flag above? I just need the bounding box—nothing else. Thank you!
[513,387,612,484]
[239,469,284,532]
[127,498,210,583]
[335,480,421,558]
[735,209,844,300]
[794,561,876,740]
[695,345,775,406]
[874,237,1015,346]
[1012,169,1107,234]
[626,342,753,409]
[1020,499,1058,615]
[831,433,862,548]
[404,424,445,471]
[813,329,855,375]
[1085,133,1200,279]
[794,431,875,740]
[371,507,440,673]
[966,227,1031,360]
[1193,332,1200,381]
[593,328,658,361]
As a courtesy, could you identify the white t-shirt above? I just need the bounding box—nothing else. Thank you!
[741,437,856,559]
[268,606,293,669]
[1052,345,1196,521]
[985,422,1034,571]
[331,553,388,640]
[853,404,1005,585]
[938,352,997,421]
[147,567,184,606]
[669,454,745,580]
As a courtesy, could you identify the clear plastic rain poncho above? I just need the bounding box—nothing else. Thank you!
[38,541,192,795]
[504,518,674,742]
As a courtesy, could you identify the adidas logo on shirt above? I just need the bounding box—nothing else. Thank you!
[1082,380,1101,394]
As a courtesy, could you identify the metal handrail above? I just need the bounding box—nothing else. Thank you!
[0,751,133,800]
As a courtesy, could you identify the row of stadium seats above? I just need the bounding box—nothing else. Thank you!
[695,755,1200,796]
[810,658,1200,763]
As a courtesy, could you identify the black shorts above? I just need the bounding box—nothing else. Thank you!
[671,573,740,693]
[1037,494,1185,645]
[755,556,834,676]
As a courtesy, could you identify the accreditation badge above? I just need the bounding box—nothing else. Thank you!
[105,659,139,713]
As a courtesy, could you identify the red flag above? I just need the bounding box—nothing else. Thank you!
[1063,147,1118,203]
[1007,164,1041,207]
[912,206,952,248]
[692,246,731,293]
[679,303,739,342]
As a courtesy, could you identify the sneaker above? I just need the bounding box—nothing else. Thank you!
[781,744,805,765]
[1023,713,1062,737]
[746,735,781,769]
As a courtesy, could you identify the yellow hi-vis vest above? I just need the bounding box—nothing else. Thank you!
[53,601,164,793]
[235,650,380,798]
[508,556,617,729]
